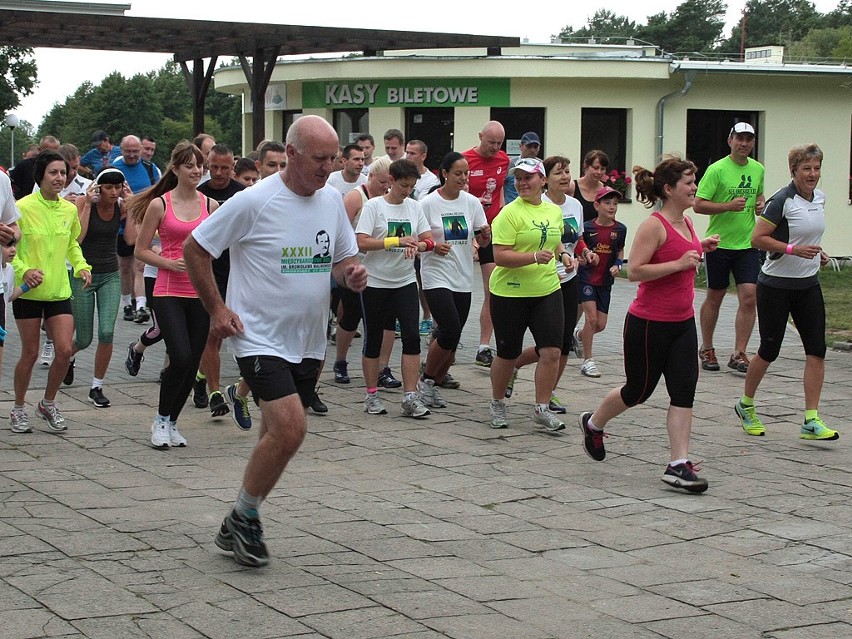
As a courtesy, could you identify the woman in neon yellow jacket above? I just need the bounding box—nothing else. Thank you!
[10,150,91,434]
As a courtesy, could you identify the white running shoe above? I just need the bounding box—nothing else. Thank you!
[151,417,170,448]
[169,422,187,447]
[581,358,601,378]
[40,340,55,366]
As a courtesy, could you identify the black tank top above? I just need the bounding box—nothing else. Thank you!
[81,202,121,273]
[573,179,597,223]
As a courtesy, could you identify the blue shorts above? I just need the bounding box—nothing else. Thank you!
[579,283,612,314]
[705,247,760,290]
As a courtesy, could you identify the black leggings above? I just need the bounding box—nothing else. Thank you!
[491,289,564,361]
[151,296,209,420]
[756,282,826,362]
[423,288,471,351]
[362,283,420,358]
[139,276,163,347]
[619,313,698,409]
[559,278,579,356]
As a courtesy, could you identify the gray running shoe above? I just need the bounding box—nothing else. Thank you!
[401,395,430,418]
[489,399,508,429]
[416,378,446,408]
[10,407,31,433]
[533,407,566,432]
[364,394,387,415]
[37,400,66,432]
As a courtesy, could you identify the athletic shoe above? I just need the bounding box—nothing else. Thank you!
[699,347,720,371]
[475,347,494,368]
[134,306,150,324]
[734,401,765,436]
[436,373,460,389]
[661,461,709,493]
[37,400,66,432]
[209,391,230,417]
[728,351,750,373]
[150,416,170,448]
[401,395,430,418]
[572,328,584,359]
[309,389,328,415]
[504,368,518,398]
[88,387,110,408]
[800,417,840,441]
[333,360,350,384]
[63,359,75,385]
[364,394,387,415]
[578,411,606,461]
[40,340,54,366]
[533,407,566,432]
[216,509,269,567]
[416,378,447,408]
[169,421,187,447]
[378,367,402,389]
[549,394,567,414]
[123,304,135,321]
[193,377,208,408]
[419,319,433,336]
[125,342,144,376]
[489,399,508,429]
[10,407,31,434]
[581,359,601,378]
[227,384,252,431]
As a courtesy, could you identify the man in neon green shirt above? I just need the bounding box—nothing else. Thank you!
[694,122,765,374]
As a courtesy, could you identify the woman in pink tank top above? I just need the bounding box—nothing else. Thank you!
[127,140,219,449]
[578,156,720,494]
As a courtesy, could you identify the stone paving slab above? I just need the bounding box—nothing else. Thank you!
[0,272,850,638]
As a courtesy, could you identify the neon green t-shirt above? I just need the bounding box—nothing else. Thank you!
[695,156,765,250]
[489,197,563,298]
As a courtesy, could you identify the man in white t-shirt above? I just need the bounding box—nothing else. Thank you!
[185,115,367,569]
[326,144,366,195]
[406,140,440,201]
[0,171,21,386]
[356,133,375,177]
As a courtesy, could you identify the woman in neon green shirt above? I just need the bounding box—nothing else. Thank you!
[11,151,91,434]
[488,157,572,433]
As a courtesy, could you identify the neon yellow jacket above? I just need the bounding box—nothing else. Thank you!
[12,191,91,302]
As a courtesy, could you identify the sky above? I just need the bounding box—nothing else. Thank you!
[13,0,842,129]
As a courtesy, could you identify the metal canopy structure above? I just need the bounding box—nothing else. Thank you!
[0,5,518,146]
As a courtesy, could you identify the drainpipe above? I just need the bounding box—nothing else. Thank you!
[656,69,696,160]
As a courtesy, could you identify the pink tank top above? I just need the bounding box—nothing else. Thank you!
[629,211,702,322]
[153,191,209,298]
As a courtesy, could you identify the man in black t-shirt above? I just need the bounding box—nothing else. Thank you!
[195,144,246,419]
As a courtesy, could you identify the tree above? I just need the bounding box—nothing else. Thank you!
[556,10,638,43]
[788,25,852,59]
[720,0,821,52]
[0,118,36,169]
[0,46,37,117]
[638,0,727,53]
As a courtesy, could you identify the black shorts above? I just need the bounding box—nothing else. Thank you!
[705,247,760,290]
[12,297,73,320]
[490,289,564,360]
[236,355,321,408]
[578,282,612,314]
[116,234,134,258]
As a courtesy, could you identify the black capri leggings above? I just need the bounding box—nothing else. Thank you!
[559,277,579,356]
[139,276,163,347]
[423,288,471,351]
[361,283,420,358]
[619,312,698,409]
[490,289,564,361]
[756,281,826,362]
[151,296,209,421]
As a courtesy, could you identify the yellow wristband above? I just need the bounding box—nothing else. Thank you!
[383,237,400,249]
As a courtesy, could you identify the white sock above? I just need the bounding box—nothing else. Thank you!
[535,403,548,413]
[92,377,103,389]
[136,296,147,309]
[671,458,689,467]
[587,416,602,431]
[478,344,490,352]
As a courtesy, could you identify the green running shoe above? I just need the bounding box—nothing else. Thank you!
[734,401,765,436]
[800,417,839,441]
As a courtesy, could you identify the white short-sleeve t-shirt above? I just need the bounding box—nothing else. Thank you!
[543,192,584,283]
[192,175,357,362]
[419,190,486,292]
[0,172,21,227]
[356,196,430,289]
[327,170,366,196]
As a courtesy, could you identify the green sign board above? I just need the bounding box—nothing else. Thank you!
[303,79,510,108]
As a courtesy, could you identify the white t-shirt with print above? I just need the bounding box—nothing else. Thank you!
[412,170,440,201]
[192,175,357,362]
[544,192,584,283]
[419,190,487,292]
[355,196,430,289]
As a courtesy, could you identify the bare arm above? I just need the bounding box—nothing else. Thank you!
[751,216,821,260]
[332,256,367,293]
[134,199,180,271]
[493,243,553,268]
[693,196,747,215]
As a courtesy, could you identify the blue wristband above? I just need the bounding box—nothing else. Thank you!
[614,258,624,267]
[20,283,30,293]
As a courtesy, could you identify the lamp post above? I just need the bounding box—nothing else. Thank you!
[4,113,19,169]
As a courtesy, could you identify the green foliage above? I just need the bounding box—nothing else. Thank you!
[37,62,242,167]
[0,46,37,116]
[0,118,37,169]
[788,26,852,59]
[557,10,638,42]
[639,0,727,53]
[721,0,821,52]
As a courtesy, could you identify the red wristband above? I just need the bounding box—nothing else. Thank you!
[785,243,794,255]
[422,238,435,252]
